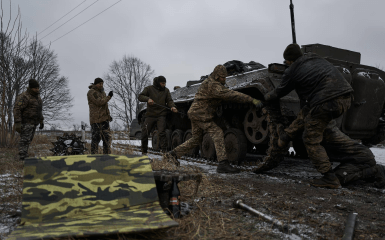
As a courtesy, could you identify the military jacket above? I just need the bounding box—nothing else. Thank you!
[14,88,44,125]
[273,53,353,107]
[188,76,254,122]
[138,85,175,118]
[87,85,112,124]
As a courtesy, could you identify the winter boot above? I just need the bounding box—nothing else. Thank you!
[310,169,341,189]
[277,124,290,148]
[374,164,385,189]
[165,150,180,166]
[216,160,241,174]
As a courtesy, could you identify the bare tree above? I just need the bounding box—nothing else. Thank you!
[104,55,154,126]
[27,41,73,123]
[0,1,73,146]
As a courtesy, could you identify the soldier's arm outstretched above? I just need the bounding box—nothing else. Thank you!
[210,80,254,104]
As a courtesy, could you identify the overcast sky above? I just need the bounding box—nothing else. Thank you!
[3,0,385,129]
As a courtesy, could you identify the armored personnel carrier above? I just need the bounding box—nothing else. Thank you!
[138,44,385,172]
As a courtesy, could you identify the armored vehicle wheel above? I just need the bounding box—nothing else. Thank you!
[244,107,269,144]
[171,129,184,149]
[224,128,247,162]
[201,133,216,161]
[152,130,160,151]
[135,132,142,140]
[183,129,200,157]
[152,129,172,151]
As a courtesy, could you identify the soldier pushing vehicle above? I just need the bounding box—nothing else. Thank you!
[87,78,113,154]
[167,65,263,174]
[264,44,385,189]
[13,79,44,161]
[138,76,177,154]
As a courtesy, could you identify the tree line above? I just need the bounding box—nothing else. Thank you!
[0,1,155,146]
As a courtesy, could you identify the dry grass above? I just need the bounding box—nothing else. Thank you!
[1,133,277,240]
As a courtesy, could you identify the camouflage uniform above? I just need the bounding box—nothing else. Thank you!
[14,88,44,160]
[87,84,112,154]
[173,65,254,161]
[138,77,175,153]
[266,53,353,175]
[285,105,377,185]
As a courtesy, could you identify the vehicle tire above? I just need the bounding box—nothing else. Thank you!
[224,128,247,162]
[183,129,200,157]
[171,129,184,150]
[135,131,142,140]
[201,133,216,161]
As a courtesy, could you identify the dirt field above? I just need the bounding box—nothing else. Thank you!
[1,144,385,239]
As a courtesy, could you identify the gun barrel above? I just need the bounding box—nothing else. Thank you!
[290,0,297,44]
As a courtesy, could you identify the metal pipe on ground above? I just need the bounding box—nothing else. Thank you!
[233,199,290,233]
[342,213,358,240]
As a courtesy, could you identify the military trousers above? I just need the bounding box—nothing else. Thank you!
[91,121,111,154]
[173,120,227,162]
[290,94,352,174]
[284,96,377,184]
[19,123,37,160]
[141,116,167,153]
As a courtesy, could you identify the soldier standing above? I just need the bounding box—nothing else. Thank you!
[264,43,385,189]
[138,76,177,154]
[14,79,44,161]
[168,65,263,174]
[87,78,113,154]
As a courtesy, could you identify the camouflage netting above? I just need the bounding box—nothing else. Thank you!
[8,154,178,240]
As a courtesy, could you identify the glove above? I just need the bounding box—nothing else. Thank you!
[264,90,278,101]
[39,122,44,129]
[252,99,263,109]
[108,91,113,97]
[14,122,21,133]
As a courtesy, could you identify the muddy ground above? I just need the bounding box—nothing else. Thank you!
[168,156,385,240]
[1,146,385,239]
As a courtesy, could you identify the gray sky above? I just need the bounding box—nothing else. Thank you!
[3,0,385,128]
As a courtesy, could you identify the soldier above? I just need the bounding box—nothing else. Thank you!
[277,107,385,189]
[264,43,385,189]
[87,78,113,154]
[138,76,177,154]
[168,65,263,174]
[14,79,44,161]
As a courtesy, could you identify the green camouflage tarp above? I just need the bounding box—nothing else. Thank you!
[8,154,178,240]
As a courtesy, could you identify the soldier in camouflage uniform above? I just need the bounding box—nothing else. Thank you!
[168,65,263,173]
[265,43,385,189]
[87,78,113,154]
[138,76,177,154]
[278,106,385,188]
[13,79,44,161]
